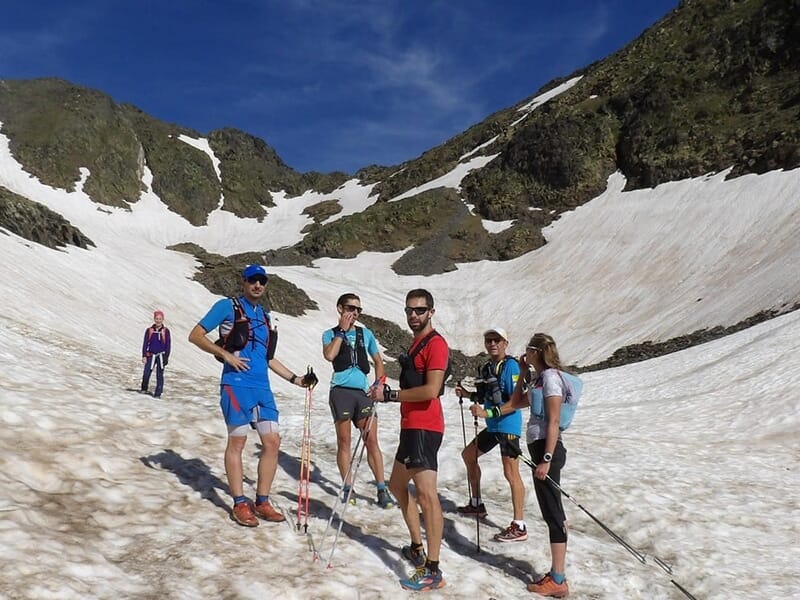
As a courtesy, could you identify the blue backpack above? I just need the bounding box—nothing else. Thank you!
[530,370,583,431]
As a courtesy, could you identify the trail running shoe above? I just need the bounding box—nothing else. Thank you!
[494,521,528,542]
[376,488,395,508]
[401,544,427,567]
[456,501,487,517]
[231,501,258,527]
[341,487,357,505]
[399,566,445,592]
[253,500,285,522]
[526,573,569,597]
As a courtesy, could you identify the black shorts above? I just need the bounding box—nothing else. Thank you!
[475,429,522,458]
[329,387,375,424]
[395,429,443,471]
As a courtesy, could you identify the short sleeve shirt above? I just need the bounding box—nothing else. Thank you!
[400,332,449,433]
[198,296,273,390]
[485,358,522,436]
[525,368,565,442]
[322,326,380,391]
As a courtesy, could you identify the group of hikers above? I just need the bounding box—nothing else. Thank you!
[146,264,577,597]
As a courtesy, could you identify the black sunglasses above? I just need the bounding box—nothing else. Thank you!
[484,337,503,344]
[246,275,268,285]
[343,305,363,314]
[404,306,430,316]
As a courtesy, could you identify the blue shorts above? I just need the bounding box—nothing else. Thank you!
[220,385,278,427]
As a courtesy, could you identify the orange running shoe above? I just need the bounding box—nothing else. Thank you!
[253,500,286,522]
[526,573,569,597]
[232,502,258,527]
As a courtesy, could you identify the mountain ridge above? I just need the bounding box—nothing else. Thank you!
[0,0,798,369]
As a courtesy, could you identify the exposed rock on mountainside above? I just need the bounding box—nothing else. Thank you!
[1,1,796,270]
[0,79,345,227]
[170,243,317,317]
[0,78,143,208]
[120,105,220,226]
[353,0,800,259]
[580,303,800,372]
[0,186,94,249]
[288,187,544,274]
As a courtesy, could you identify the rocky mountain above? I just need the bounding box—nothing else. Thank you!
[0,0,798,370]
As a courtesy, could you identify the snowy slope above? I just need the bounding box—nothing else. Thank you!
[1,114,799,598]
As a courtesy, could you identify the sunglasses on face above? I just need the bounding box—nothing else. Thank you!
[246,275,268,286]
[404,306,430,316]
[343,305,363,314]
[484,337,504,344]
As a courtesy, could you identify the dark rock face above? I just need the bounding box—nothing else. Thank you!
[579,304,800,372]
[0,186,94,250]
[169,243,317,317]
[2,1,796,270]
[121,104,221,226]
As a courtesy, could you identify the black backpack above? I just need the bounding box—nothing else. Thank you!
[398,330,452,394]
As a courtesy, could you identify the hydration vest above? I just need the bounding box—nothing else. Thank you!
[398,330,451,395]
[331,326,370,375]
[530,370,584,431]
[476,356,518,407]
[214,297,277,363]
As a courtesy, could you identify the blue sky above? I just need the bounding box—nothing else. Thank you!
[1,0,677,174]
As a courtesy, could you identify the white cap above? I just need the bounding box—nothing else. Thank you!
[482,326,508,341]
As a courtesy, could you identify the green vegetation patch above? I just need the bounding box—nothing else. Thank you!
[170,242,317,316]
[122,105,221,226]
[0,78,143,207]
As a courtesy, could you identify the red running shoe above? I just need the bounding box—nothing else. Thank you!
[253,500,285,522]
[494,521,528,542]
[232,502,258,527]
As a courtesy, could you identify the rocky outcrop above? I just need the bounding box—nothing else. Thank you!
[0,186,94,250]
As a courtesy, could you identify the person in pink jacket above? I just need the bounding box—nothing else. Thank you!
[141,310,171,398]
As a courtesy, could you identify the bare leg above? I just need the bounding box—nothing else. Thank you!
[551,541,567,574]
[224,435,247,497]
[412,468,443,561]
[502,454,525,520]
[256,431,280,496]
[389,460,422,544]
[334,419,353,485]
[358,414,385,483]
[460,439,482,499]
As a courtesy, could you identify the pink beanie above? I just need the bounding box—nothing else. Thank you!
[154,310,164,319]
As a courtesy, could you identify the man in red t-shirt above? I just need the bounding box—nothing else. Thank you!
[377,288,449,591]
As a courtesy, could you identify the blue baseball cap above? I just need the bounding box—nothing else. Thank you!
[242,264,268,279]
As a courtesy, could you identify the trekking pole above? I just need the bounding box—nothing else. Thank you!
[314,395,377,561]
[296,369,316,534]
[457,382,480,554]
[322,406,378,568]
[514,450,697,600]
[470,393,481,554]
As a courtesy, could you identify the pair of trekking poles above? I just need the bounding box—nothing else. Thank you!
[456,379,697,600]
[311,376,388,568]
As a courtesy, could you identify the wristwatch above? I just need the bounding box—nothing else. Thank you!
[542,452,553,463]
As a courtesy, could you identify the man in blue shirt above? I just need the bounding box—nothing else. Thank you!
[188,264,316,527]
[457,326,527,541]
[322,293,394,508]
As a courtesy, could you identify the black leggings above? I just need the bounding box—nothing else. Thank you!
[528,439,567,544]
